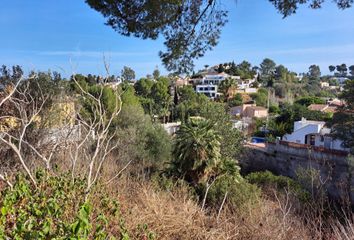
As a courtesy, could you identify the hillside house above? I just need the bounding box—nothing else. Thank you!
[196,84,219,98]
[320,81,329,88]
[283,118,326,144]
[230,103,268,119]
[282,118,348,151]
[307,104,337,114]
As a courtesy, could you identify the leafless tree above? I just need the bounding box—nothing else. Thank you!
[68,61,123,197]
[0,74,60,187]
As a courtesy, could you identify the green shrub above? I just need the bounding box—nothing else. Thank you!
[246,171,310,202]
[0,170,155,239]
[201,175,260,210]
[198,158,260,210]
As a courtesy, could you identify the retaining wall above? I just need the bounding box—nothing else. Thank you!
[241,141,353,208]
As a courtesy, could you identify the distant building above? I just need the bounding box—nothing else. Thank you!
[162,122,181,135]
[308,103,338,114]
[230,103,268,119]
[174,77,190,87]
[282,118,348,152]
[235,88,258,94]
[231,119,249,131]
[330,77,350,85]
[243,106,268,118]
[196,84,218,98]
[103,77,122,89]
[327,98,344,107]
[202,72,230,85]
[283,118,326,144]
[320,81,329,88]
[237,79,256,89]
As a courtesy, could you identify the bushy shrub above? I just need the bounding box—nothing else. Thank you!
[246,171,310,202]
[198,158,260,210]
[0,170,154,239]
[201,175,260,210]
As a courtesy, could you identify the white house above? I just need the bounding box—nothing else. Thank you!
[283,118,326,144]
[313,129,349,152]
[320,81,329,88]
[330,77,350,86]
[237,79,256,89]
[196,84,218,98]
[162,122,181,135]
[202,72,229,85]
[283,118,348,151]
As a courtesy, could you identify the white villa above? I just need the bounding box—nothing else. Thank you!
[283,118,326,144]
[196,84,219,98]
[189,68,258,98]
[283,118,348,152]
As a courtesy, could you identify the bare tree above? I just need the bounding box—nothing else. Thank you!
[68,62,123,197]
[0,75,61,187]
[0,61,123,197]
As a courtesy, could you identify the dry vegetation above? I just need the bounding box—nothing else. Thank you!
[94,173,324,240]
[0,70,353,239]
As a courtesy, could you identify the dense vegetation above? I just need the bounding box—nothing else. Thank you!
[0,65,353,239]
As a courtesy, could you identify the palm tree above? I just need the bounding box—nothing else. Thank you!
[218,78,237,101]
[173,117,221,184]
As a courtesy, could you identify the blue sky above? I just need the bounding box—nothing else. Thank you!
[0,0,353,78]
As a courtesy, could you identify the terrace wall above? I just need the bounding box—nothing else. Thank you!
[241,141,353,208]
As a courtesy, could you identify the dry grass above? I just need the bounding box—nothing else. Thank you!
[332,215,354,240]
[1,151,351,239]
[103,176,313,240]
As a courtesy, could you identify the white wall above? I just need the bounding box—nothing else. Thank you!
[283,124,322,144]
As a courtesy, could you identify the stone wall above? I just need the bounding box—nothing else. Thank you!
[241,141,353,208]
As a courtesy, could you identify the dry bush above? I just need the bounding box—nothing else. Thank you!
[331,215,354,240]
[100,175,313,240]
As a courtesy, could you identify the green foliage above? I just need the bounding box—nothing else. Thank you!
[79,84,120,124]
[295,96,325,106]
[331,79,354,153]
[86,0,227,73]
[116,103,172,173]
[308,64,321,79]
[221,61,256,79]
[259,58,276,84]
[227,93,243,107]
[246,171,310,202]
[199,158,260,209]
[199,102,244,159]
[176,87,210,122]
[135,78,154,98]
[121,84,141,107]
[172,117,221,184]
[218,78,237,101]
[268,105,280,114]
[152,67,160,80]
[121,66,135,82]
[0,171,121,239]
[275,103,332,134]
[134,77,172,121]
[86,0,352,72]
[250,88,268,107]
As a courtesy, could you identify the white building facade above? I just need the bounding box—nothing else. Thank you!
[196,84,218,98]
[283,118,326,144]
[283,118,348,151]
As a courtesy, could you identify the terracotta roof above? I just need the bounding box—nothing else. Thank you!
[308,104,328,111]
[249,106,268,111]
[324,106,337,113]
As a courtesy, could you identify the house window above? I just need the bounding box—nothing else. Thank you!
[320,136,324,142]
[310,135,315,146]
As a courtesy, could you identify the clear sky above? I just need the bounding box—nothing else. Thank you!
[0,0,353,78]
